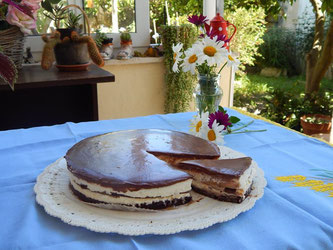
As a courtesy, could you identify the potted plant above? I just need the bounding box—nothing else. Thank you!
[117,29,133,60]
[40,1,103,70]
[65,11,83,34]
[94,30,113,59]
[300,114,332,135]
[299,93,333,135]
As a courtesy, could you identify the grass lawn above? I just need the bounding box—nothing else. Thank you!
[235,74,333,95]
[233,74,333,131]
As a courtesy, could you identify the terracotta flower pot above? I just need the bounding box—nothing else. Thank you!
[300,114,332,135]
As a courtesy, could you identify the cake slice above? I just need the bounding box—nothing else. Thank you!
[177,157,256,203]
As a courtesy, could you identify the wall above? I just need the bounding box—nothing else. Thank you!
[98,57,233,120]
[281,0,313,29]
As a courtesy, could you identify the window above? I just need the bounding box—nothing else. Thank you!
[85,0,136,33]
[27,0,149,56]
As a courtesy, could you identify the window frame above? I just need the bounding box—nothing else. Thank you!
[26,0,150,55]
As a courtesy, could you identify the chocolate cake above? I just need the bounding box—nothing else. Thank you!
[65,129,220,210]
[177,158,255,203]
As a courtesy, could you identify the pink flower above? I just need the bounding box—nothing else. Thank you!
[204,23,230,45]
[2,0,36,19]
[208,111,232,130]
[6,5,36,34]
[188,14,208,27]
[21,0,41,11]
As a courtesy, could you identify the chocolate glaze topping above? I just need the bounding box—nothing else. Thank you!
[178,157,252,178]
[65,129,220,192]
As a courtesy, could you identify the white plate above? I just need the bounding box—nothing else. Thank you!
[34,146,266,235]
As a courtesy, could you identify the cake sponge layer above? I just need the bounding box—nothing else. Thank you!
[69,171,192,198]
[70,182,192,210]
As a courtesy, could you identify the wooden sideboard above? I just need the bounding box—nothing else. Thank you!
[0,64,115,130]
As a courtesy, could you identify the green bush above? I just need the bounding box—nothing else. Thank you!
[257,27,298,75]
[255,8,332,75]
[150,0,203,40]
[262,89,302,130]
[262,90,333,130]
[161,24,197,113]
[224,7,267,71]
[234,75,333,131]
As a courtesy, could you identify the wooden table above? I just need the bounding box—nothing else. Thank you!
[0,64,115,130]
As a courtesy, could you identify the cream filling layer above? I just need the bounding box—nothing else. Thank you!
[71,180,191,205]
[239,163,256,192]
[186,163,256,194]
[192,180,245,197]
[68,171,192,198]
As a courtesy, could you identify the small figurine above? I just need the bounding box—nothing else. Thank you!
[23,47,35,64]
[100,38,113,60]
[117,30,133,60]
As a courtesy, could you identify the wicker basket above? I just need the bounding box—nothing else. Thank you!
[0,26,25,69]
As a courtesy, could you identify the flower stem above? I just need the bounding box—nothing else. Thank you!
[228,129,267,134]
[225,120,267,134]
[230,120,254,132]
[217,62,227,75]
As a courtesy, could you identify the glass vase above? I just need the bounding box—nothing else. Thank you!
[194,74,223,114]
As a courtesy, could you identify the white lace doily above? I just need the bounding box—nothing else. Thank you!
[34,146,267,235]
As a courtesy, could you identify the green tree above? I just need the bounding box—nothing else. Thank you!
[227,0,333,95]
[224,7,266,71]
[150,0,202,36]
[305,0,333,94]
[224,0,295,19]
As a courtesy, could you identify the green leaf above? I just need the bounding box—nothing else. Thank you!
[41,1,53,13]
[229,116,240,124]
[218,106,226,114]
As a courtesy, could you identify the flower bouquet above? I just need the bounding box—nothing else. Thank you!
[172,14,240,115]
[0,0,40,35]
[190,106,266,145]
[0,0,38,89]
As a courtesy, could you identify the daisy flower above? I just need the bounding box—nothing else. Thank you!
[181,45,203,74]
[172,43,183,72]
[197,36,227,66]
[200,120,225,145]
[190,112,209,136]
[226,52,240,69]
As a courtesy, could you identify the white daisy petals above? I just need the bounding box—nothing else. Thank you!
[172,43,184,73]
[197,37,228,67]
[181,45,203,75]
[172,34,240,75]
[226,52,241,70]
[200,120,225,145]
[189,112,209,136]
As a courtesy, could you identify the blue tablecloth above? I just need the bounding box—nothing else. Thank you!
[1,109,332,249]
